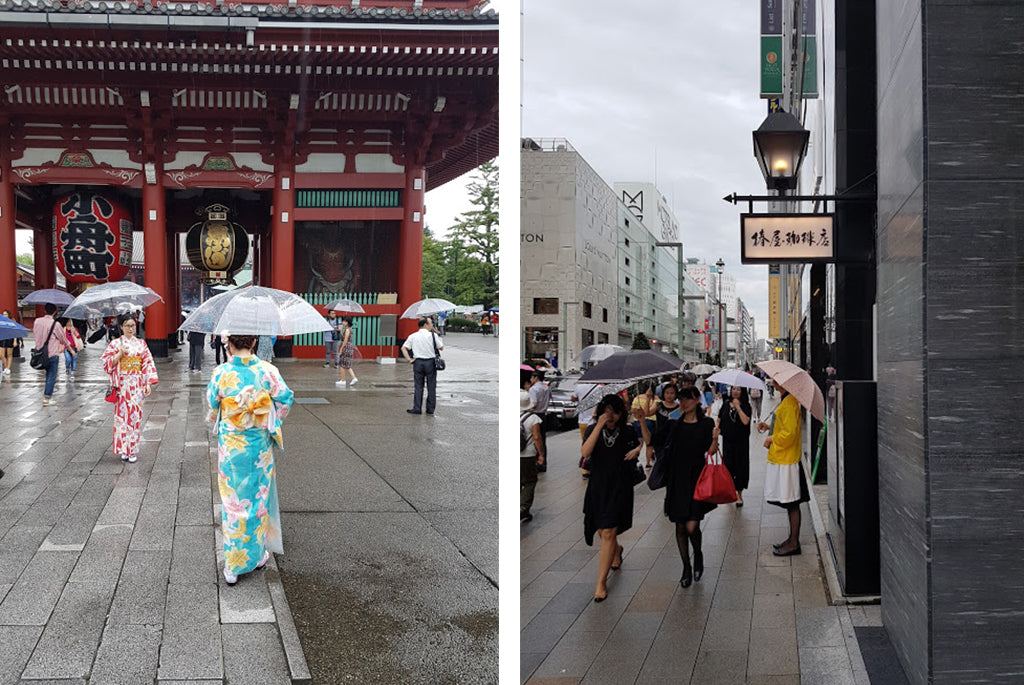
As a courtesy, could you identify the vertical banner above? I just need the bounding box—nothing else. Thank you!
[760,0,818,99]
[768,264,781,339]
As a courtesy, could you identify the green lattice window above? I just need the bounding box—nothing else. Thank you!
[296,189,402,209]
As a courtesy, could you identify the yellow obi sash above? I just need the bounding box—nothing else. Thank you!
[119,355,142,373]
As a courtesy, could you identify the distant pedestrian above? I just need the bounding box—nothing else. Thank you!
[480,312,491,335]
[750,385,763,421]
[61,318,82,378]
[581,394,645,602]
[33,303,66,406]
[256,335,276,363]
[207,334,294,586]
[491,310,499,336]
[101,314,158,463]
[758,379,807,557]
[213,334,228,365]
[437,311,447,336]
[324,311,341,368]
[520,390,545,522]
[524,370,551,471]
[188,330,206,371]
[648,382,681,468]
[630,382,657,444]
[717,386,752,507]
[400,317,443,414]
[679,371,708,409]
[334,318,358,387]
[662,385,718,588]
[1,309,20,376]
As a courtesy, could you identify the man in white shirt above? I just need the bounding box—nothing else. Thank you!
[524,370,551,471]
[400,317,444,415]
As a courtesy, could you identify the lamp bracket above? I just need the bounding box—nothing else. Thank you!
[723,192,874,214]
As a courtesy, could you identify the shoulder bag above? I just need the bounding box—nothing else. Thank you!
[693,451,738,504]
[30,320,58,370]
[432,332,445,371]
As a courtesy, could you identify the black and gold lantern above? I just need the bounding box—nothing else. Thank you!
[185,203,249,286]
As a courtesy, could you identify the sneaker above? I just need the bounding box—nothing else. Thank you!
[120,454,129,462]
[322,363,330,368]
[224,568,238,585]
[349,378,358,385]
[2,369,10,375]
[335,379,347,386]
[128,455,138,463]
[520,510,532,522]
[42,398,51,406]
[256,550,271,569]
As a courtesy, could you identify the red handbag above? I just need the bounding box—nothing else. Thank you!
[105,384,118,403]
[693,451,738,504]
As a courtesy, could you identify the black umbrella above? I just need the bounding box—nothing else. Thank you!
[578,349,685,384]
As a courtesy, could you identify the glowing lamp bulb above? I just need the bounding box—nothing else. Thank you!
[773,159,789,174]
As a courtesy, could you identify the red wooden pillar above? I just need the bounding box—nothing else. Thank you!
[0,162,17,318]
[32,224,56,318]
[397,166,426,340]
[270,164,294,356]
[142,169,168,357]
[259,231,273,287]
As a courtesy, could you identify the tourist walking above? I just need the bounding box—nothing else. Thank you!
[648,382,681,468]
[758,379,807,556]
[662,385,719,588]
[33,303,66,406]
[524,370,551,470]
[581,394,645,602]
[62,318,83,378]
[188,330,206,371]
[1,309,20,376]
[101,314,158,462]
[256,335,276,363]
[630,382,657,456]
[335,318,358,386]
[520,390,545,522]
[213,334,228,365]
[750,385,763,421]
[718,386,752,506]
[207,334,295,585]
[400,317,443,414]
[324,311,341,368]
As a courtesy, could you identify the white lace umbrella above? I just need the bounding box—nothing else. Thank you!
[63,281,163,320]
[179,286,333,336]
[400,298,457,319]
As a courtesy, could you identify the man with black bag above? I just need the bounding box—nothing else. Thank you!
[32,303,66,406]
[400,317,444,415]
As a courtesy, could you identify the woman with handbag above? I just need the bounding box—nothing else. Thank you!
[662,385,719,588]
[101,314,158,463]
[581,394,647,602]
[207,334,294,585]
[717,386,752,506]
[335,318,358,387]
[62,318,83,378]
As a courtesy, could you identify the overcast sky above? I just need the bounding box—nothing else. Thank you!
[521,0,777,340]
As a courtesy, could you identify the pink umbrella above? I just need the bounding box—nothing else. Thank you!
[520,364,534,371]
[756,359,825,422]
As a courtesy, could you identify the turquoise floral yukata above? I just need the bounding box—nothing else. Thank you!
[207,355,294,578]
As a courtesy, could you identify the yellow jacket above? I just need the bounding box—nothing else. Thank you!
[767,393,802,465]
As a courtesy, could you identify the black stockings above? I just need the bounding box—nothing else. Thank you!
[674,521,701,567]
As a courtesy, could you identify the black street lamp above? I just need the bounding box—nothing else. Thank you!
[752,110,810,191]
[715,257,725,364]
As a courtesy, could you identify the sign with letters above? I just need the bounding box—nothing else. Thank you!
[741,214,834,264]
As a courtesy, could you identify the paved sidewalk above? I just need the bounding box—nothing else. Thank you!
[520,397,878,684]
[0,331,498,684]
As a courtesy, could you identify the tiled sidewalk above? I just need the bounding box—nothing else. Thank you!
[0,348,307,684]
[521,400,878,684]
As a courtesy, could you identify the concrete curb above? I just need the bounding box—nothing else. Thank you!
[265,558,312,685]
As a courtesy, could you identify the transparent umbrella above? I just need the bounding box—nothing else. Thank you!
[179,286,333,336]
[689,363,716,375]
[705,368,767,392]
[325,299,366,314]
[400,298,457,319]
[63,281,163,320]
[579,343,624,367]
[21,288,75,307]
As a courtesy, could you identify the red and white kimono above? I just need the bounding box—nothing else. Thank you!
[101,336,158,458]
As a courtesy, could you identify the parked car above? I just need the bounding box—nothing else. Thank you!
[545,374,581,429]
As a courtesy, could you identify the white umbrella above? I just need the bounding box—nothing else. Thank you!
[705,368,767,392]
[179,285,333,336]
[579,343,624,367]
[689,363,716,375]
[325,298,366,314]
[400,298,457,319]
[63,281,163,320]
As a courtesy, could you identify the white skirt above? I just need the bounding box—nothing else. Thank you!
[764,461,808,507]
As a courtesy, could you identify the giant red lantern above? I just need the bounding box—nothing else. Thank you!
[52,192,133,284]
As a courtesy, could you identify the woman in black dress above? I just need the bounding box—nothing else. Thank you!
[647,382,681,466]
[717,385,752,506]
[581,394,646,602]
[663,385,719,588]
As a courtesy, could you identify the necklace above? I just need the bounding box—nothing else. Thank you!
[601,427,620,447]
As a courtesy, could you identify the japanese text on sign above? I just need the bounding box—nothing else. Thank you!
[740,214,834,264]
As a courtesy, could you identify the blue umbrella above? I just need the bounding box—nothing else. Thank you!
[488,306,499,312]
[0,314,29,341]
[21,288,75,307]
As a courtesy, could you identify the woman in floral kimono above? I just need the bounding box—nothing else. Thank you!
[207,334,294,586]
[101,315,158,463]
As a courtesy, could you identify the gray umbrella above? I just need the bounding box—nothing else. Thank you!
[21,288,75,307]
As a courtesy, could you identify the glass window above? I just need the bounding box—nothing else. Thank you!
[533,298,559,315]
[583,301,592,318]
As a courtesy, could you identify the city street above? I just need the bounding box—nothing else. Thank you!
[0,332,497,684]
[520,398,878,685]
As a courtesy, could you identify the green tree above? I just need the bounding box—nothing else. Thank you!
[16,253,33,265]
[447,161,498,308]
[631,332,652,350]
[421,227,447,298]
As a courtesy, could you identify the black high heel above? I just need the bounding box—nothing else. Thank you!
[680,566,693,588]
[611,544,624,571]
[693,551,704,582]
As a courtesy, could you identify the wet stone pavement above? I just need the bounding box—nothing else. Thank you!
[520,397,880,685]
[0,331,498,684]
